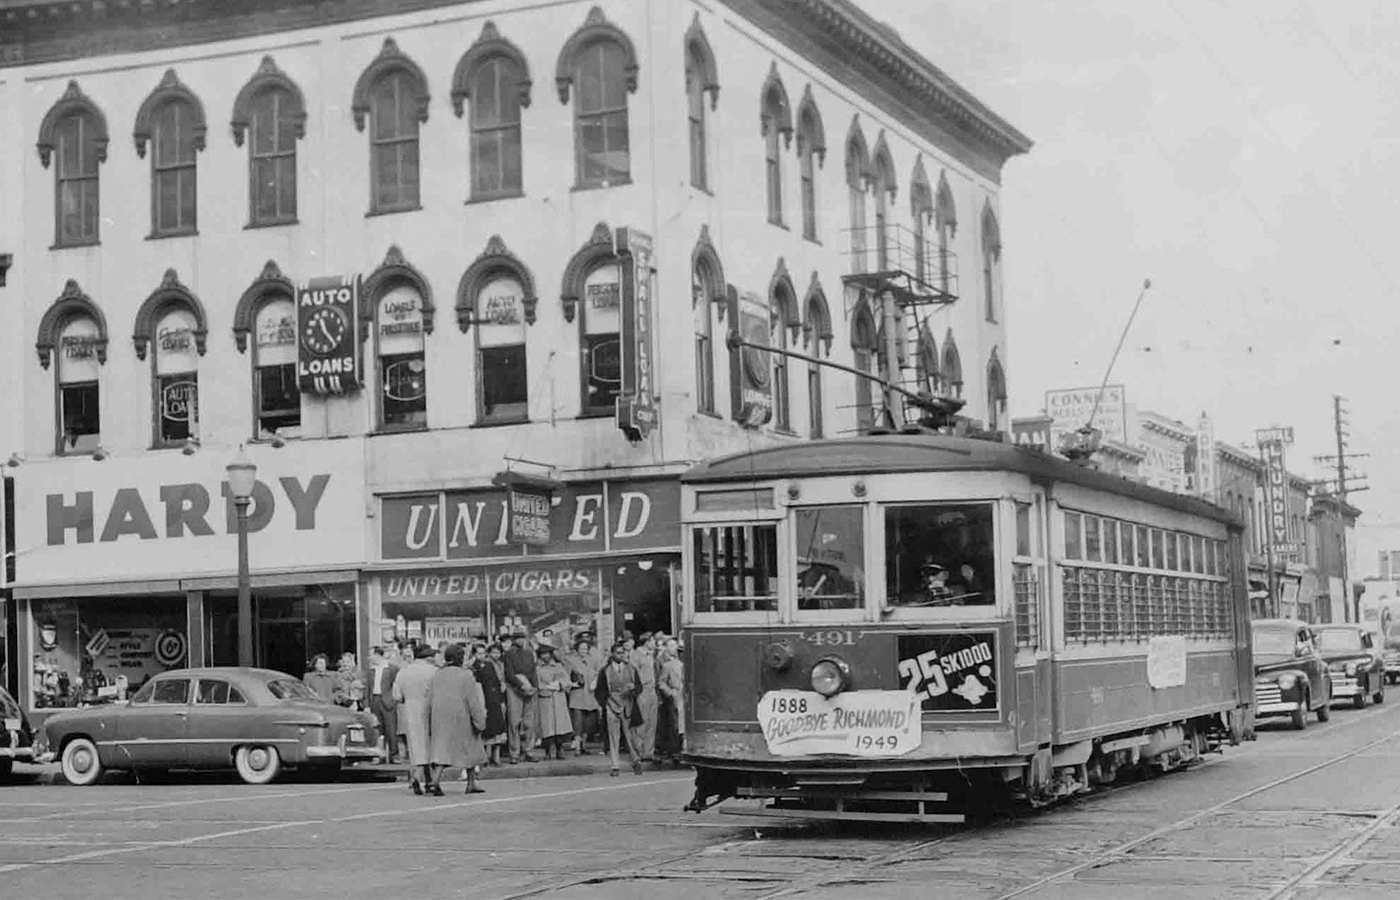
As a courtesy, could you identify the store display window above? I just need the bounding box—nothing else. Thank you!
[29,597,188,709]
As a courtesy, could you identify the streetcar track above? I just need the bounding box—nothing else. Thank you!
[1264,797,1400,899]
[988,720,1400,900]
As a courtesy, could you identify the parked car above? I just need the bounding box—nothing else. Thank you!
[1316,624,1386,709]
[34,667,383,786]
[1,686,37,779]
[1382,622,1400,684]
[1252,618,1333,730]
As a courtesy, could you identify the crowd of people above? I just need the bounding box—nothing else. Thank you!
[306,629,686,792]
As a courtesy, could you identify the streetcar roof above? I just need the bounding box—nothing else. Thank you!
[681,433,1239,526]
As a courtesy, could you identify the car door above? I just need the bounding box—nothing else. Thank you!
[1300,628,1328,706]
[187,678,259,767]
[112,676,191,768]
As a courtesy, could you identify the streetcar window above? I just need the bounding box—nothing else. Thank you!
[1151,529,1165,569]
[795,506,864,610]
[692,523,779,613]
[1015,503,1031,557]
[1085,517,1102,563]
[1064,512,1082,559]
[1165,532,1179,571]
[1135,525,1150,568]
[885,503,995,607]
[1103,520,1120,565]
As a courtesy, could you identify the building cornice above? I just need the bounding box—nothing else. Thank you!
[1137,411,1193,442]
[1215,440,1263,471]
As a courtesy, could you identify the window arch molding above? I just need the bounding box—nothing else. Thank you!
[851,303,878,350]
[352,37,431,132]
[133,69,207,159]
[37,279,108,369]
[759,62,793,146]
[870,131,897,199]
[941,328,963,393]
[133,268,209,361]
[936,170,958,235]
[987,347,1007,400]
[845,115,872,188]
[910,156,933,220]
[456,235,538,331]
[362,245,436,335]
[691,225,727,310]
[982,201,1003,261]
[802,273,832,356]
[684,13,720,110]
[769,258,800,342]
[795,85,826,165]
[916,322,939,392]
[231,56,307,147]
[452,21,533,116]
[559,221,617,324]
[233,260,294,353]
[555,5,639,104]
[37,80,109,168]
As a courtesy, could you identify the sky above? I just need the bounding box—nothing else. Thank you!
[858,0,1400,575]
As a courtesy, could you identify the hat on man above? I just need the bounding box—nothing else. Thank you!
[413,644,437,659]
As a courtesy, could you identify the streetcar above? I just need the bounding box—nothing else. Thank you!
[678,432,1253,823]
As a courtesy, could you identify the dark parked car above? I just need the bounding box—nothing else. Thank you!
[34,667,383,786]
[1,686,37,778]
[1316,624,1386,709]
[1252,618,1332,730]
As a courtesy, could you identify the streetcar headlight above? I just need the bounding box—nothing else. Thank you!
[1277,673,1297,691]
[810,657,849,697]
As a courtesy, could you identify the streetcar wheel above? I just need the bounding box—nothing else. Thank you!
[61,737,104,786]
[1291,703,1307,731]
[234,745,281,785]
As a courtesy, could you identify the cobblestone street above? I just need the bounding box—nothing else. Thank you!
[4,702,1400,899]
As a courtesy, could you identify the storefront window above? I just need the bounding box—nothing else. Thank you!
[205,583,356,677]
[885,503,996,607]
[30,597,188,709]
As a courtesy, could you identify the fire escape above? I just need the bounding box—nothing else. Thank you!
[842,223,961,431]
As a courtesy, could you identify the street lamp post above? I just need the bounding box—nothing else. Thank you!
[226,447,258,667]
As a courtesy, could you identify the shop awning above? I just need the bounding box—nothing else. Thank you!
[13,568,358,598]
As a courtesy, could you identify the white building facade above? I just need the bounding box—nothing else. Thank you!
[0,0,1029,711]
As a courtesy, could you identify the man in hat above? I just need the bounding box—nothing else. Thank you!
[391,643,440,794]
[503,630,539,763]
[594,640,645,776]
[563,632,603,754]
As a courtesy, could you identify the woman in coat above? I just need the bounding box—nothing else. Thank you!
[563,634,603,754]
[303,654,343,705]
[391,643,439,795]
[533,645,574,760]
[428,643,488,795]
[472,643,509,767]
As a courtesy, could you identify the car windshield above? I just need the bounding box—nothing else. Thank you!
[1317,630,1364,653]
[1252,628,1297,656]
[267,679,321,702]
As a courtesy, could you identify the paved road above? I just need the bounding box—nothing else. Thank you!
[6,702,1400,899]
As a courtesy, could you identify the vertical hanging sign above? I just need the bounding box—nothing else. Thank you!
[1256,426,1297,556]
[1196,412,1217,502]
[729,289,773,428]
[615,227,657,442]
[297,275,362,395]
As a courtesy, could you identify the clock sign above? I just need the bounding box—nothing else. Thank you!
[296,275,361,395]
[301,306,348,355]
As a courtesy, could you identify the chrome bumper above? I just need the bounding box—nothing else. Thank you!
[305,736,384,760]
[1256,701,1303,716]
[1330,676,1362,697]
[0,746,35,761]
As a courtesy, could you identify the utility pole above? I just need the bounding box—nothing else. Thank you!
[1314,396,1369,623]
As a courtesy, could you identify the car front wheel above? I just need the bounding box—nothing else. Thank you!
[1317,690,1332,722]
[1291,697,1308,730]
[1375,681,1386,704]
[61,737,105,786]
[234,745,281,785]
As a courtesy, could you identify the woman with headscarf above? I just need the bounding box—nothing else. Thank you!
[533,644,574,760]
[391,643,440,795]
[655,640,686,767]
[472,642,509,767]
[428,643,488,795]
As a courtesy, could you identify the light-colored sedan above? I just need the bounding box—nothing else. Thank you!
[35,667,383,785]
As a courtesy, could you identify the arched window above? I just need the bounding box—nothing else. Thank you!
[353,38,430,215]
[232,56,306,227]
[796,86,826,242]
[915,322,939,396]
[982,203,1002,323]
[684,16,719,191]
[942,329,963,398]
[910,158,934,285]
[133,270,208,448]
[37,81,109,248]
[692,226,725,415]
[364,246,433,430]
[134,70,206,238]
[845,117,871,273]
[234,260,300,439]
[803,276,832,439]
[871,133,896,271]
[852,304,879,433]
[458,235,537,424]
[562,223,624,415]
[987,349,1007,432]
[934,171,958,298]
[770,262,798,432]
[557,7,639,189]
[453,22,531,201]
[37,281,108,454]
[760,63,792,227]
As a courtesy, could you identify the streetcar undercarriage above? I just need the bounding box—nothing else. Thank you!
[685,713,1241,824]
